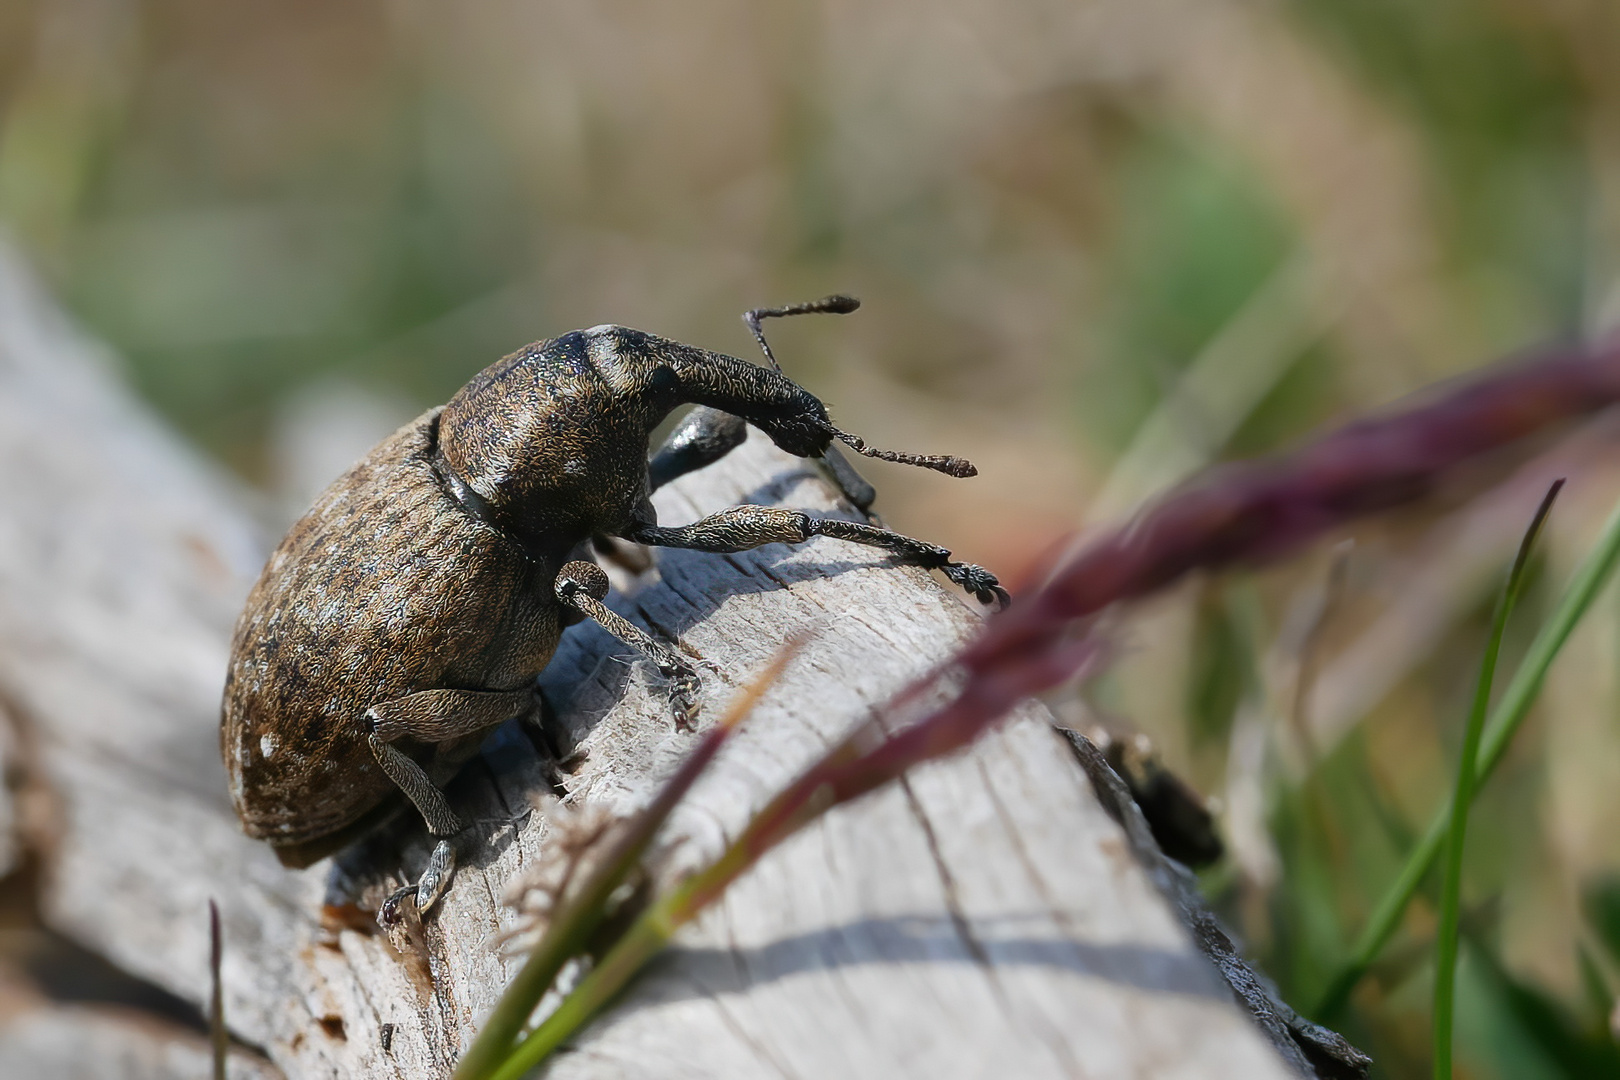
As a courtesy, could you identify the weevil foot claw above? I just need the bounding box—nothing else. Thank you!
[670,680,701,731]
[942,562,1010,609]
[376,839,457,931]
[378,884,418,930]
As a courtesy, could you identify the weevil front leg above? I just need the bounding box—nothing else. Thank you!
[594,409,749,580]
[648,406,748,493]
[648,404,877,512]
[554,559,705,728]
[623,505,1010,607]
[364,687,532,924]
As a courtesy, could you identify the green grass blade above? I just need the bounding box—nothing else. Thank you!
[455,639,806,1080]
[1433,480,1560,1080]
[1317,487,1620,1020]
[487,788,841,1080]
[486,881,693,1080]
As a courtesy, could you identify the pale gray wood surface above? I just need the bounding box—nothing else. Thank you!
[0,245,1298,1078]
[0,999,280,1080]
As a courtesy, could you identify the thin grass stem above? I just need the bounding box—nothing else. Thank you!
[1432,480,1560,1079]
[209,899,226,1080]
[486,862,717,1080]
[483,632,1102,1077]
[453,638,806,1080]
[1316,487,1620,1020]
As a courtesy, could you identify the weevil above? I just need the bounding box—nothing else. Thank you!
[221,297,1006,925]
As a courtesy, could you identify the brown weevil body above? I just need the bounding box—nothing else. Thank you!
[221,298,1005,924]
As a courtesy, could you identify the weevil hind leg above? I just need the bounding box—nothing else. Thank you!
[362,687,530,925]
[367,732,464,925]
[366,687,532,744]
[554,559,704,729]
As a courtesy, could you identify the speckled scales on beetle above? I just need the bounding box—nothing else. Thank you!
[218,325,825,863]
[220,319,1003,913]
[222,412,556,849]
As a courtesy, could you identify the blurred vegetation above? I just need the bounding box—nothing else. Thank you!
[5,1,1620,1076]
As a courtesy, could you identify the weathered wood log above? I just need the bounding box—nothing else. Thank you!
[0,244,1315,1078]
[0,995,281,1080]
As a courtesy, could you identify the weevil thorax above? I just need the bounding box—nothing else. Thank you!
[436,325,687,553]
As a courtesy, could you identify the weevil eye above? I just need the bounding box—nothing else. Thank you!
[645,364,680,398]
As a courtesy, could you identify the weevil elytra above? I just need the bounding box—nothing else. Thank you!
[221,297,1006,925]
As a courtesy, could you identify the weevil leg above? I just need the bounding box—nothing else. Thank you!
[606,408,751,582]
[377,838,458,929]
[367,732,465,923]
[649,405,877,517]
[367,733,462,837]
[647,406,748,492]
[813,446,878,514]
[362,687,532,923]
[377,839,457,927]
[623,505,1010,608]
[366,687,533,743]
[554,559,704,728]
[651,402,878,512]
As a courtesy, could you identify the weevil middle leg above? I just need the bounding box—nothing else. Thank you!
[554,559,704,728]
[623,505,1009,607]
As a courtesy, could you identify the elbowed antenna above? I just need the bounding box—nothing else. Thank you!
[742,293,977,480]
[744,294,861,372]
[822,423,978,479]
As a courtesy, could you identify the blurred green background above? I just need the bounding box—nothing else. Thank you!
[4,0,1620,1075]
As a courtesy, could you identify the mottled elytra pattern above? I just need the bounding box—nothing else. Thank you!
[222,412,556,857]
[222,319,1001,910]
